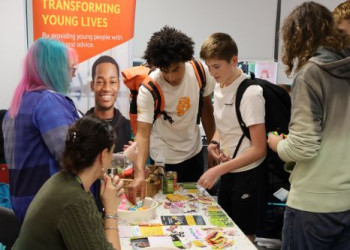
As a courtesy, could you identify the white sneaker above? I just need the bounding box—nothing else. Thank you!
[255,237,281,249]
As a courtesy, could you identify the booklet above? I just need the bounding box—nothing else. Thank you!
[161,215,206,226]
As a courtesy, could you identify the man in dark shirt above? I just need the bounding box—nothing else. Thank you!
[86,55,132,212]
[86,55,131,152]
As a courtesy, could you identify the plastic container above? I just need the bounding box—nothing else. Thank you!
[118,197,160,223]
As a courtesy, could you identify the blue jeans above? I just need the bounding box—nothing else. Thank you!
[282,206,350,250]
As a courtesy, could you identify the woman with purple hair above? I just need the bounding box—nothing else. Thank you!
[2,38,80,223]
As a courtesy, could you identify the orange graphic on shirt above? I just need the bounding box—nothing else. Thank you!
[176,97,191,116]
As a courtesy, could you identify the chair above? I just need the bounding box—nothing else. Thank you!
[0,206,20,249]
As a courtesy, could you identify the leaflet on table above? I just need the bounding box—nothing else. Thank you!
[161,215,206,225]
[129,227,236,249]
[119,225,165,238]
[130,235,185,249]
[208,210,235,227]
[119,225,224,239]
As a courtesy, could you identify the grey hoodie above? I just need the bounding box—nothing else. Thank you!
[277,46,350,213]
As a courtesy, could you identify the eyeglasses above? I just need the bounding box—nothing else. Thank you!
[70,67,77,77]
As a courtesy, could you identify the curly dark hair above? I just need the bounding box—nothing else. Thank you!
[143,26,194,70]
[61,116,116,173]
[91,55,120,81]
[281,1,350,77]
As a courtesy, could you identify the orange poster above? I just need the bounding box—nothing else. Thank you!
[32,0,136,62]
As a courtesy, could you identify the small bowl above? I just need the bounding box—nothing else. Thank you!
[118,197,159,223]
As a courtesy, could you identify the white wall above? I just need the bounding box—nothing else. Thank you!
[133,0,278,61]
[0,0,27,110]
[0,0,346,108]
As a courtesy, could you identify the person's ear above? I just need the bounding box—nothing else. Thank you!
[117,79,121,91]
[90,80,94,91]
[231,56,238,66]
[95,148,108,166]
[100,148,109,165]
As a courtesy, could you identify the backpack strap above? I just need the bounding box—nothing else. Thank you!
[190,59,206,89]
[141,77,174,124]
[190,59,207,124]
[235,78,253,140]
[233,76,256,158]
[235,72,257,140]
[232,134,245,158]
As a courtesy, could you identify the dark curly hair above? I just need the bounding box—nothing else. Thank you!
[281,1,350,77]
[143,26,194,70]
[61,116,116,173]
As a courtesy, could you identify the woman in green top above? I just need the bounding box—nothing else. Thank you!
[13,116,124,250]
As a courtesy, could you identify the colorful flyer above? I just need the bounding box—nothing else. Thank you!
[139,226,165,237]
[130,237,150,249]
[161,215,206,226]
[209,211,234,227]
[166,194,188,202]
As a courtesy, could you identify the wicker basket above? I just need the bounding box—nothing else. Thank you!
[122,177,161,197]
[122,165,164,197]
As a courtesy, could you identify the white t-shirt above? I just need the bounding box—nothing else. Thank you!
[137,61,215,164]
[214,71,265,173]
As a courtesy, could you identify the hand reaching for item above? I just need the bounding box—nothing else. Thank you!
[198,167,220,190]
[267,132,284,152]
[123,141,138,162]
[207,143,221,162]
[126,176,146,205]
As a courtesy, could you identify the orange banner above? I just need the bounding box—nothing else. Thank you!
[32,0,136,62]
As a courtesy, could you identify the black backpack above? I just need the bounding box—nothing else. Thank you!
[234,74,291,202]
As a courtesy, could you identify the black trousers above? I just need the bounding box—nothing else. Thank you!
[151,148,204,183]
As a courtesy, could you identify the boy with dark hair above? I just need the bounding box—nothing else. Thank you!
[333,0,350,34]
[87,55,131,152]
[199,33,268,242]
[86,55,131,212]
[127,26,216,204]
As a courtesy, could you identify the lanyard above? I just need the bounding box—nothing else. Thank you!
[73,175,85,191]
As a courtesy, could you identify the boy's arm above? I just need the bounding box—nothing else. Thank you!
[198,123,266,189]
[207,130,221,168]
[222,123,266,171]
[201,95,216,169]
[201,63,216,143]
[201,95,215,142]
[126,121,152,204]
[127,85,155,204]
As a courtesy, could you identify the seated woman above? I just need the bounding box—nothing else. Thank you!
[12,116,124,250]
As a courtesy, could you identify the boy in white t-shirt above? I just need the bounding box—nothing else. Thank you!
[126,26,216,204]
[198,33,268,242]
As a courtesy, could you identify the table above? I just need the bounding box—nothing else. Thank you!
[119,183,257,249]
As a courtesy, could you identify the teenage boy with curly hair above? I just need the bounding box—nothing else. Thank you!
[127,26,216,204]
[333,0,350,34]
[268,2,350,248]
